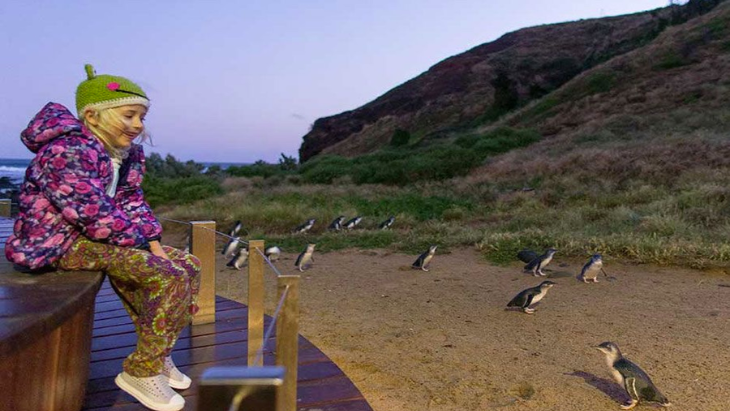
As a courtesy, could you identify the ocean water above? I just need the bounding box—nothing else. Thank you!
[0,158,30,185]
[0,158,247,186]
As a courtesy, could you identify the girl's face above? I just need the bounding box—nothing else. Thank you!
[106,105,147,149]
[85,104,148,150]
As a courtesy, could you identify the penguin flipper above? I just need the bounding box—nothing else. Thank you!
[507,290,529,307]
[523,293,535,309]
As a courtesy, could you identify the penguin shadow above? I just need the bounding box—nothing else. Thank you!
[545,270,573,279]
[566,371,629,404]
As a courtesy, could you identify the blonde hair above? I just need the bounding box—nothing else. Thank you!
[82,106,151,160]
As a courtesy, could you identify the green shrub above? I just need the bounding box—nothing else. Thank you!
[143,175,224,207]
[227,161,283,178]
[300,155,354,184]
[472,127,542,156]
[390,129,411,147]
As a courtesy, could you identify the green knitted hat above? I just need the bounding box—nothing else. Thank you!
[75,64,150,116]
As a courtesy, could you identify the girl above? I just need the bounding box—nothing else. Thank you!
[4,65,200,411]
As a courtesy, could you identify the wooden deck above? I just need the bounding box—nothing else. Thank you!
[0,217,373,411]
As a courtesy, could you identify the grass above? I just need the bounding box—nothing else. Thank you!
[155,1,730,270]
[161,130,730,270]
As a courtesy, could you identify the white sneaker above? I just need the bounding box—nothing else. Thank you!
[162,356,192,390]
[115,372,185,411]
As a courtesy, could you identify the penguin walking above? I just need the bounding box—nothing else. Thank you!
[292,218,316,234]
[344,216,362,229]
[596,342,671,410]
[412,245,437,271]
[506,281,556,314]
[264,246,281,262]
[226,247,249,270]
[524,248,557,277]
[228,220,243,237]
[378,216,395,230]
[222,236,241,258]
[517,249,538,264]
[328,216,345,231]
[578,254,604,283]
[295,244,316,272]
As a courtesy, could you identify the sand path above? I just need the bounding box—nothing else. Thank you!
[212,247,730,411]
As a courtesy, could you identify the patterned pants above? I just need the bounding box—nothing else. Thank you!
[57,237,201,377]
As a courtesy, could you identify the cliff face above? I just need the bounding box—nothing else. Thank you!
[299,1,724,162]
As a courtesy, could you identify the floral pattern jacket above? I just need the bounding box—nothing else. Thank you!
[4,102,162,269]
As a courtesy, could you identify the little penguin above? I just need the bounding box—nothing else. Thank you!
[596,341,671,410]
[524,248,557,277]
[222,236,241,258]
[295,244,316,272]
[517,249,538,264]
[506,280,556,314]
[412,245,437,272]
[264,246,281,262]
[344,216,362,229]
[328,216,345,231]
[378,216,395,230]
[293,218,316,234]
[578,254,603,283]
[226,247,249,270]
[228,220,243,237]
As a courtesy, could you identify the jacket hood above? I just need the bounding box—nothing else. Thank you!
[21,102,87,153]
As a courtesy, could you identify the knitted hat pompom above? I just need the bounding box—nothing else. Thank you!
[75,64,150,116]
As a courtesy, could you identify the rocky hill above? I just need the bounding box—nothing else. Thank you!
[299,0,725,162]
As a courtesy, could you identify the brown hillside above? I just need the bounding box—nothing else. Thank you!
[298,3,719,162]
[476,0,730,186]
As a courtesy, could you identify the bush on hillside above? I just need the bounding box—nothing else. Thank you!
[226,153,299,178]
[390,128,411,147]
[455,127,541,155]
[143,175,224,208]
[300,155,354,184]
[300,127,541,185]
[143,153,223,207]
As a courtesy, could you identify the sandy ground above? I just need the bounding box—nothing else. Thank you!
[206,243,730,411]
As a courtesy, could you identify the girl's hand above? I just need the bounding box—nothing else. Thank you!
[149,240,170,260]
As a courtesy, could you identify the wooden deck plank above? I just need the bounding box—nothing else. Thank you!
[84,280,372,411]
[0,215,371,411]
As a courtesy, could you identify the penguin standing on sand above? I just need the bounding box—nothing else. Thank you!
[293,218,316,234]
[344,216,362,230]
[226,247,249,270]
[517,249,538,264]
[264,246,281,262]
[578,254,604,283]
[524,248,557,276]
[596,342,671,410]
[228,220,243,237]
[222,236,241,258]
[328,216,345,231]
[295,244,316,272]
[506,280,556,314]
[412,245,437,271]
[378,216,395,230]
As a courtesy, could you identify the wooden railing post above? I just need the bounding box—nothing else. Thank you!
[0,200,10,217]
[247,240,265,367]
[276,275,300,411]
[190,221,216,325]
